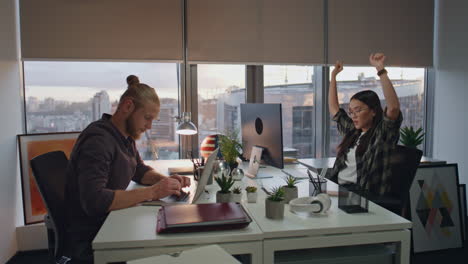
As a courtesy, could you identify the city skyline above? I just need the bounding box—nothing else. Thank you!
[24,62,424,102]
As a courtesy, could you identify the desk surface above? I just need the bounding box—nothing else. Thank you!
[299,156,446,171]
[94,160,410,246]
[93,160,411,264]
[241,165,411,239]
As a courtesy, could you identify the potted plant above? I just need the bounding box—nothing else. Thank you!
[400,126,425,148]
[219,130,243,172]
[283,174,302,203]
[245,186,258,203]
[265,187,285,219]
[215,174,235,203]
[231,186,242,203]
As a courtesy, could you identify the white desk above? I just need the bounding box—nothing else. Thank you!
[93,159,263,264]
[239,165,412,264]
[93,160,411,264]
[299,156,447,172]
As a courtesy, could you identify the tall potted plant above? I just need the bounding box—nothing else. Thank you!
[215,174,235,203]
[219,130,243,172]
[265,187,285,219]
[400,126,425,148]
[283,174,302,203]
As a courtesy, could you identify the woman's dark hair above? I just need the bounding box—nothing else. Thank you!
[337,90,383,158]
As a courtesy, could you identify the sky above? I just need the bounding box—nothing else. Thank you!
[24,61,425,102]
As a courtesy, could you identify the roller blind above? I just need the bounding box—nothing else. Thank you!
[328,0,434,67]
[187,0,324,65]
[20,0,183,61]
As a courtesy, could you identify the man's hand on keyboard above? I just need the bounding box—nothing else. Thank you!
[169,174,191,188]
[148,177,181,200]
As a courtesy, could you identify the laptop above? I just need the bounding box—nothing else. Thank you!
[142,148,219,205]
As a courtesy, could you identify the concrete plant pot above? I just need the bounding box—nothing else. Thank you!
[231,192,242,203]
[216,191,231,203]
[283,186,298,204]
[265,199,285,219]
[246,192,258,203]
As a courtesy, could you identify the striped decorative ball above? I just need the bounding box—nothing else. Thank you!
[200,134,221,158]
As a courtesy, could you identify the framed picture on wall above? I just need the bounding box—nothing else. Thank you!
[409,164,464,253]
[17,132,80,225]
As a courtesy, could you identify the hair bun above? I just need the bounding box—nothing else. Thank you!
[126,75,140,86]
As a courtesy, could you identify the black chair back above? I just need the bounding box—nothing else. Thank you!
[389,145,423,201]
[379,145,423,217]
[30,151,69,260]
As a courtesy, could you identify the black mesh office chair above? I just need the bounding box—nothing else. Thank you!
[30,151,71,264]
[372,145,423,218]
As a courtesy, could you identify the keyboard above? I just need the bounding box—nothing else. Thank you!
[169,190,190,202]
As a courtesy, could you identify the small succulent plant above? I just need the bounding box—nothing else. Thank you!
[283,174,302,188]
[232,186,242,194]
[267,186,285,202]
[215,174,235,193]
[245,186,258,193]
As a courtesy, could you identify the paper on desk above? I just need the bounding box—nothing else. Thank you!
[281,168,310,179]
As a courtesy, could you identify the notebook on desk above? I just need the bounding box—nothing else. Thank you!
[156,202,252,234]
[142,148,218,206]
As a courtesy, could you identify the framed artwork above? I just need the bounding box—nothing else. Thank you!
[409,164,463,253]
[459,184,467,241]
[18,132,80,225]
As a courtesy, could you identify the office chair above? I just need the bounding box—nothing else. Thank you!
[372,145,423,218]
[30,151,71,264]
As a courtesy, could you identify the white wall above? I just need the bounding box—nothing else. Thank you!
[433,0,468,199]
[0,0,24,262]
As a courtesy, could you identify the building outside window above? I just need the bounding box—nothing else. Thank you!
[264,65,316,158]
[23,61,180,160]
[197,64,246,146]
[329,67,425,156]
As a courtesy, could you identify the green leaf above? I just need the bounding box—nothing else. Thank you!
[399,126,425,148]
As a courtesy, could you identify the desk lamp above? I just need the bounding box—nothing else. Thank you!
[176,112,197,135]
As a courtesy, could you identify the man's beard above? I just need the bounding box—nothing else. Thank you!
[125,112,142,140]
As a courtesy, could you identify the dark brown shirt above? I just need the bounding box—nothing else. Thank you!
[64,114,152,257]
[327,108,403,196]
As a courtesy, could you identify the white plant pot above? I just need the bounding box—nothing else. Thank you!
[216,192,231,203]
[246,192,258,203]
[231,192,242,203]
[283,186,298,204]
[265,199,285,219]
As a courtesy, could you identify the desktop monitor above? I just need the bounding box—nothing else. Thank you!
[240,103,284,169]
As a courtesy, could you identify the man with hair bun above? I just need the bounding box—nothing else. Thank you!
[64,75,190,263]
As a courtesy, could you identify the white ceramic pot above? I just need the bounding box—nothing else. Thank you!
[231,192,242,203]
[246,192,258,203]
[283,186,298,204]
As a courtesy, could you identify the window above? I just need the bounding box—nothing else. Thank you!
[328,67,425,156]
[264,65,316,158]
[23,61,180,160]
[197,64,246,145]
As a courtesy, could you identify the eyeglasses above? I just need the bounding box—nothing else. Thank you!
[348,107,369,117]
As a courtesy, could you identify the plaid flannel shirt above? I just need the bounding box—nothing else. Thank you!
[327,108,403,196]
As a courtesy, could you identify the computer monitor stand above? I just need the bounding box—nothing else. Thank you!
[245,146,274,179]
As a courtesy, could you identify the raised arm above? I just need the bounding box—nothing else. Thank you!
[369,53,400,120]
[329,61,343,117]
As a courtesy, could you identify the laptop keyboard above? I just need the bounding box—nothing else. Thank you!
[169,190,190,202]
